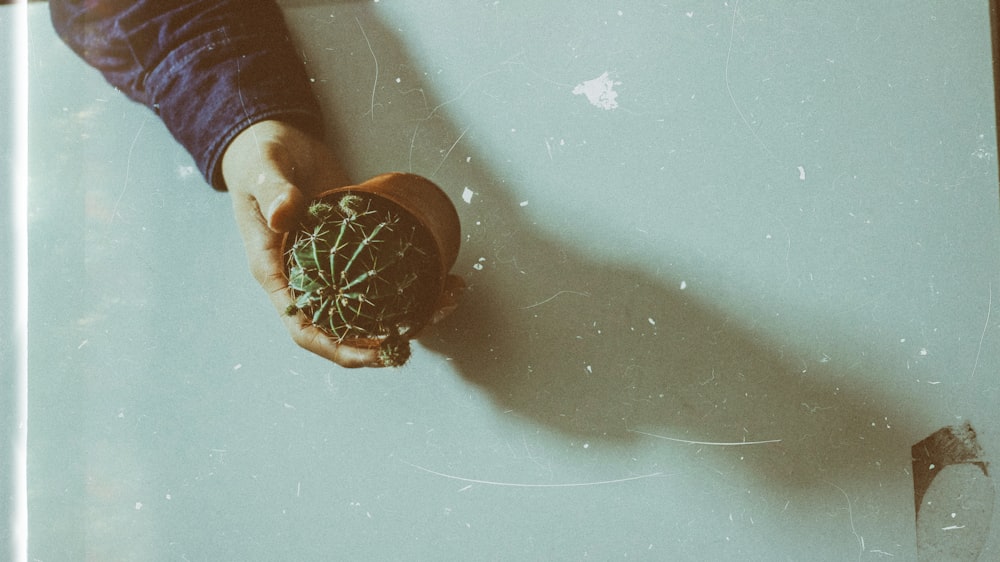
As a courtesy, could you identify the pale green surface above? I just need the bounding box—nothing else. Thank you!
[26,1,999,560]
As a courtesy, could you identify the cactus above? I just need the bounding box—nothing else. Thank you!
[284,192,440,366]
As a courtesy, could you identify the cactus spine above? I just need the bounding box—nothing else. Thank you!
[285,192,438,366]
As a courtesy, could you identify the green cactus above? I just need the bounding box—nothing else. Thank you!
[284,192,439,366]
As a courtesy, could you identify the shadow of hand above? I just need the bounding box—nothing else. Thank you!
[304,6,921,492]
[424,202,915,490]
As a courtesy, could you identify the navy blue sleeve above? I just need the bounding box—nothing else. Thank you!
[49,0,325,191]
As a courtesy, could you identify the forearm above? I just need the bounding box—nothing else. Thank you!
[49,0,324,190]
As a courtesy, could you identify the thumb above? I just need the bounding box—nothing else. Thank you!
[258,178,308,233]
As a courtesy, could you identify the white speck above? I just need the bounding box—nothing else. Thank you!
[462,187,474,204]
[573,71,621,110]
[257,173,266,185]
[919,348,928,356]
[617,10,623,16]
[585,365,593,374]
[679,280,687,290]
[233,363,242,370]
[648,318,656,326]
[395,77,401,83]
[472,257,486,271]
[465,156,472,163]
[583,442,590,448]
[134,502,143,510]
[972,145,994,160]
[686,11,694,18]
[942,525,966,531]
[177,165,196,178]
[165,494,172,500]
[797,166,806,180]
[519,201,529,207]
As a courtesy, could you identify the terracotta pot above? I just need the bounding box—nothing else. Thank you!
[337,172,461,274]
[281,172,461,362]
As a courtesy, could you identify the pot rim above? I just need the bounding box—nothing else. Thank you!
[280,173,461,345]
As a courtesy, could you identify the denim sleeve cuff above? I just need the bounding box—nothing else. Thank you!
[144,28,324,191]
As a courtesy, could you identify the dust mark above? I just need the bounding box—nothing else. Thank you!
[572,71,620,110]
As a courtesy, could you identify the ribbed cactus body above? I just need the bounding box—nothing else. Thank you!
[285,192,439,366]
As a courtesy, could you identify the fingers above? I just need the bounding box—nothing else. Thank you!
[266,284,383,368]
[254,246,384,367]
[223,121,460,368]
[260,180,308,233]
[230,192,284,286]
[224,124,386,368]
[236,202,385,368]
[233,149,307,233]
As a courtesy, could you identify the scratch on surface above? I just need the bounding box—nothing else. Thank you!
[402,461,664,488]
[431,126,470,178]
[628,429,781,446]
[970,282,992,379]
[408,125,419,172]
[724,0,777,162]
[111,114,150,224]
[521,291,591,310]
[356,17,379,121]
[829,482,865,561]
[232,42,266,178]
[420,69,504,122]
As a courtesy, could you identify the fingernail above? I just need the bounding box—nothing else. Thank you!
[266,194,288,229]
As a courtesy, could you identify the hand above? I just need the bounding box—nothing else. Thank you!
[221,120,383,367]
